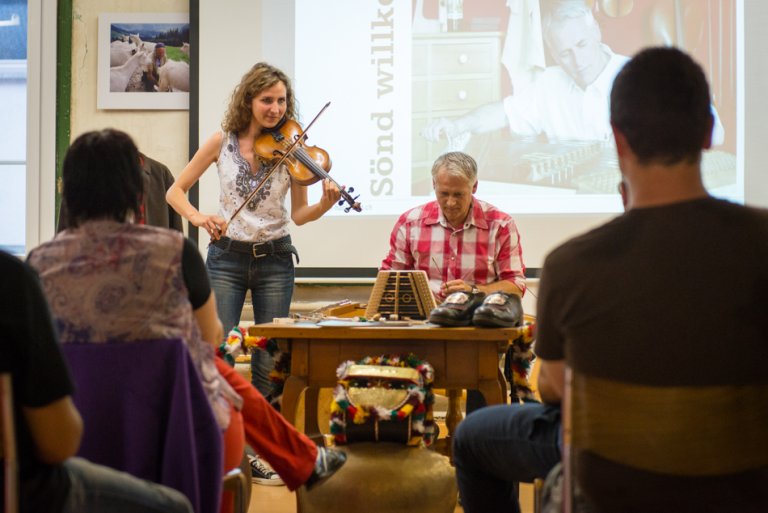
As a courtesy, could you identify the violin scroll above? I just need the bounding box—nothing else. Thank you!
[339,186,361,213]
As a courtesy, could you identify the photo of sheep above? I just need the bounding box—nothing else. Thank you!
[97,13,189,110]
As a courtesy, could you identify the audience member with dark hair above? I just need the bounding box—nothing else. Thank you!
[0,249,194,513]
[27,129,345,508]
[58,151,182,231]
[452,46,768,513]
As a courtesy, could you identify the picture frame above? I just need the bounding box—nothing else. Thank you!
[97,12,190,110]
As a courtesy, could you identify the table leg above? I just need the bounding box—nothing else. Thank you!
[498,366,508,403]
[445,388,464,439]
[478,378,504,406]
[282,375,307,427]
[303,386,324,445]
[434,388,466,462]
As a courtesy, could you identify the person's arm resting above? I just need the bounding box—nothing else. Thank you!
[537,359,565,404]
[459,101,509,134]
[23,397,83,464]
[182,237,224,346]
[195,293,224,348]
[488,219,526,296]
[476,279,522,296]
[422,100,509,141]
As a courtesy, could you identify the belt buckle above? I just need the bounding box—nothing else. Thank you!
[252,241,268,259]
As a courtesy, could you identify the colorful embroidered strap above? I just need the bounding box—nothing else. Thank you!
[216,326,289,390]
[505,321,537,403]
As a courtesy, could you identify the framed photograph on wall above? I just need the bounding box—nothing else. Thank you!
[97,12,190,110]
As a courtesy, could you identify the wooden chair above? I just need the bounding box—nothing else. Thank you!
[1,374,18,513]
[222,453,251,513]
[562,366,768,512]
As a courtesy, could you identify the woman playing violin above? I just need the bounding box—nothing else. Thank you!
[166,62,341,414]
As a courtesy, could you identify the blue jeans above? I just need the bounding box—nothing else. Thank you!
[453,402,562,513]
[62,457,192,513]
[206,241,295,399]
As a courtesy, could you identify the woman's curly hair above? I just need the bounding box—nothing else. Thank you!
[222,62,297,134]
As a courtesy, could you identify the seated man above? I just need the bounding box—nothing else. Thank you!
[380,151,527,411]
[452,47,768,513]
[381,151,525,302]
[0,249,193,513]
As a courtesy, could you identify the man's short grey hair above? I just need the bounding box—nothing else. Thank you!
[542,0,599,45]
[431,151,478,184]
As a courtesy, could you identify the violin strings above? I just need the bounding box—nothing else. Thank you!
[287,142,355,201]
[293,146,330,180]
[274,137,328,179]
[272,131,359,210]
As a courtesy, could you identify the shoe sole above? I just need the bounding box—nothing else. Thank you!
[428,314,472,327]
[252,477,285,486]
[472,312,519,328]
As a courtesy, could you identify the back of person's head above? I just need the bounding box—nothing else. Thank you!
[63,129,143,227]
[431,151,478,184]
[223,62,297,134]
[610,47,713,165]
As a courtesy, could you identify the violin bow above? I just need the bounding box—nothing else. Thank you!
[224,102,332,232]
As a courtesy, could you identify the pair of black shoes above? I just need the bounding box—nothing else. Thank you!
[428,291,523,327]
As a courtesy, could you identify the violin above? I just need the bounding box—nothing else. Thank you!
[254,116,362,213]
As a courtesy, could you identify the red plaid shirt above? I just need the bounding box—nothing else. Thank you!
[381,198,526,301]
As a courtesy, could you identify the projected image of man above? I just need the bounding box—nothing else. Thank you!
[423,0,628,144]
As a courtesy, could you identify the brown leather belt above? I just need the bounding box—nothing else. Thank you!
[212,235,299,262]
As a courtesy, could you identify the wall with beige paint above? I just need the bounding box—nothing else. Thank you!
[70,0,190,181]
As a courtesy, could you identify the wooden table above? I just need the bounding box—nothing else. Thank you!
[248,322,520,444]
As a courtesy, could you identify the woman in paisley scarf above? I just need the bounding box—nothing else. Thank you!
[29,129,346,503]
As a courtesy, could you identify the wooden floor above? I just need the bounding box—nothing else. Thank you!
[247,483,461,513]
[245,400,535,513]
[236,363,537,513]
[247,480,536,513]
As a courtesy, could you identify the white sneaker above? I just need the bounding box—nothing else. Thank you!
[248,454,285,486]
